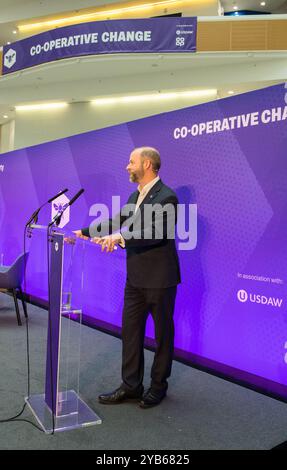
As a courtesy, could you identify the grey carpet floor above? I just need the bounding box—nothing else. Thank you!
[0,295,287,450]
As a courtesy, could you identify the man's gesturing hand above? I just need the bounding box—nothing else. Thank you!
[73,230,89,240]
[91,234,121,253]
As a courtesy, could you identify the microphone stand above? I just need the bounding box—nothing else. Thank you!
[25,189,69,237]
[48,189,84,229]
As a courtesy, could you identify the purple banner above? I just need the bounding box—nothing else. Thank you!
[0,83,287,399]
[2,17,197,75]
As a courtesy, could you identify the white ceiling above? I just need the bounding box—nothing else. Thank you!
[221,0,287,13]
[0,0,218,46]
[0,50,286,122]
[1,1,287,45]
[1,0,287,17]
[0,0,135,44]
[1,1,287,125]
[1,51,286,91]
[0,0,286,24]
[0,1,123,23]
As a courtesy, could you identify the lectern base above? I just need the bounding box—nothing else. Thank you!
[26,390,102,433]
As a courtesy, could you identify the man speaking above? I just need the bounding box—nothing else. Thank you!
[74,147,180,408]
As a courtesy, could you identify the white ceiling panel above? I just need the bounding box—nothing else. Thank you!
[221,0,287,13]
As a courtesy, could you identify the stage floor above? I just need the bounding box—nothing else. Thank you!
[0,295,287,450]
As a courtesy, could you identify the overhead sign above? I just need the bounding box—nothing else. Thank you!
[2,17,197,74]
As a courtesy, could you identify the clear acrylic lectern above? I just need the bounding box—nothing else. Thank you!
[25,225,102,433]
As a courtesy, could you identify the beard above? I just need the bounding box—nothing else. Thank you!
[129,166,144,183]
[129,172,138,182]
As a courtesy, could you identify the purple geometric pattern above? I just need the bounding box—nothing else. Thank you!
[0,83,286,391]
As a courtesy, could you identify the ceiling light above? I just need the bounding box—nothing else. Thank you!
[233,5,238,10]
[3,115,8,119]
[12,30,17,34]
[15,102,68,111]
[19,1,191,32]
[228,90,234,95]
[91,89,217,105]
[7,42,11,45]
[260,2,266,6]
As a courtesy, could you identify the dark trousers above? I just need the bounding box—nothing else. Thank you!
[121,280,177,394]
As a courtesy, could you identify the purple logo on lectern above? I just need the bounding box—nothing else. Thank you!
[51,194,70,228]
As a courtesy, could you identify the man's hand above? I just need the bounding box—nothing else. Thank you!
[91,234,121,253]
[73,230,89,240]
[64,236,76,245]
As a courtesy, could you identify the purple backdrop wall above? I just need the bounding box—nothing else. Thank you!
[1,82,287,397]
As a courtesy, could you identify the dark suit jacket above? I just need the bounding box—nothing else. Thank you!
[82,179,181,288]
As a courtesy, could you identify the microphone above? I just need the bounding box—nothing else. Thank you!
[67,188,84,207]
[26,188,69,227]
[49,188,84,227]
[48,188,68,203]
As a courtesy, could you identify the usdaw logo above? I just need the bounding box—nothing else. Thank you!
[237,289,283,308]
[4,48,17,69]
[237,290,248,302]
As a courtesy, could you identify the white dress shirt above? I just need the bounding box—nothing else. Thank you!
[135,175,160,213]
[119,175,160,247]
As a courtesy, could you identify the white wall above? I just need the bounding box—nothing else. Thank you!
[2,0,285,153]
[183,0,222,16]
[0,0,220,23]
[13,93,217,151]
[0,120,15,153]
[5,51,287,152]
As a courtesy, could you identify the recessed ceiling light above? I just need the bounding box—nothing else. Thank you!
[233,5,238,10]
[7,42,11,45]
[15,102,68,111]
[228,90,235,95]
[19,1,194,33]
[260,2,266,6]
[12,30,17,34]
[91,89,218,106]
[3,115,8,119]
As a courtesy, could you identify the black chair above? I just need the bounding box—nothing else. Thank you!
[0,252,29,326]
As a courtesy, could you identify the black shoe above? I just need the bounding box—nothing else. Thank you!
[139,389,166,409]
[98,386,143,405]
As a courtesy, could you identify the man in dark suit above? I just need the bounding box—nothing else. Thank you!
[74,147,180,408]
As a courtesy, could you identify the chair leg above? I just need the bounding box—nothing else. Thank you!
[18,287,28,319]
[12,289,22,326]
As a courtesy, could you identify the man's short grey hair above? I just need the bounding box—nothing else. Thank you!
[137,147,161,172]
